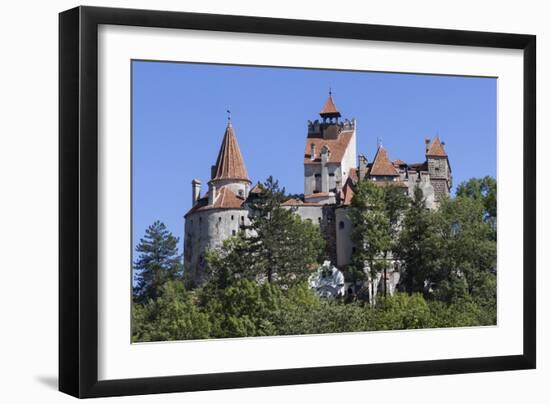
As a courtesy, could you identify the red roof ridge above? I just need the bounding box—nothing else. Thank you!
[426,136,447,157]
[369,146,400,177]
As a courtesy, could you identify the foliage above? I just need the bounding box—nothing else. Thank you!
[133,221,183,303]
[206,176,325,287]
[132,176,498,343]
[456,176,497,221]
[348,180,391,287]
[132,280,210,342]
[395,186,441,295]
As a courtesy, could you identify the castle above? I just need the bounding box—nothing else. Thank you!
[184,92,452,290]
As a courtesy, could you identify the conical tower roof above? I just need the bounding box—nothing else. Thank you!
[211,122,250,182]
[320,91,341,118]
[426,136,448,157]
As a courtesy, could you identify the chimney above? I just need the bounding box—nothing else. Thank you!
[310,144,316,160]
[208,183,217,205]
[191,179,201,206]
[425,138,431,153]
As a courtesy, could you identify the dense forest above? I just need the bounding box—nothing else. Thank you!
[132,176,497,342]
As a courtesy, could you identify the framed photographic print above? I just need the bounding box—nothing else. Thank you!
[59,6,536,398]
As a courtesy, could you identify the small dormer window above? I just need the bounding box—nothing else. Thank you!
[238,189,244,197]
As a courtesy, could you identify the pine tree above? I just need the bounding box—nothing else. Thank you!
[248,177,325,285]
[395,186,440,296]
[133,221,183,303]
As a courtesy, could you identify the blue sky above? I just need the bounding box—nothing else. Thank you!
[132,60,496,257]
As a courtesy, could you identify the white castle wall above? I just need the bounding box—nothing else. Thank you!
[184,208,249,284]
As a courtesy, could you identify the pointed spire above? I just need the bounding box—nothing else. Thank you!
[426,136,447,157]
[320,89,341,118]
[211,121,250,182]
[369,146,400,177]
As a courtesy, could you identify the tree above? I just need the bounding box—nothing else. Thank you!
[456,176,497,242]
[395,186,441,296]
[133,221,183,303]
[381,185,409,296]
[349,180,391,305]
[238,176,325,286]
[132,279,210,342]
[433,195,496,302]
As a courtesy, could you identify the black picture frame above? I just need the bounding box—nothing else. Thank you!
[59,5,536,398]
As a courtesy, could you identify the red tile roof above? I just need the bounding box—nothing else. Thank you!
[393,159,406,167]
[304,130,354,164]
[304,192,332,199]
[426,136,447,157]
[282,198,321,207]
[249,183,264,194]
[184,187,245,217]
[212,124,250,182]
[369,146,400,177]
[320,94,340,116]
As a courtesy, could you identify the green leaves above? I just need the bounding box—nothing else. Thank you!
[206,176,325,287]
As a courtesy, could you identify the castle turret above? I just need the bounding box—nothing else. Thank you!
[425,136,452,201]
[208,119,251,200]
[184,118,252,287]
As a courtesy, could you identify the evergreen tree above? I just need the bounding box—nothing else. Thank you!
[395,186,441,296]
[133,221,183,303]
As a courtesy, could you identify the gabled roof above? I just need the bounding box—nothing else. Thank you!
[211,123,250,182]
[304,130,354,164]
[184,187,246,217]
[369,146,400,177]
[249,183,264,194]
[320,93,341,117]
[426,136,447,157]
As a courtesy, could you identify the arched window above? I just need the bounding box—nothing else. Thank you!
[339,221,345,230]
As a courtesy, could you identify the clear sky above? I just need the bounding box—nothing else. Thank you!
[132,60,496,257]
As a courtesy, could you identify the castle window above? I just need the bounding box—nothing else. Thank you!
[231,215,234,220]
[232,230,236,236]
[339,221,345,230]
[199,217,202,223]
[238,189,244,197]
[218,217,222,222]
[329,173,335,177]
[241,216,245,224]
[352,247,357,254]
[318,217,322,223]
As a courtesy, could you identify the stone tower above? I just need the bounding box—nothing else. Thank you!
[425,136,452,201]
